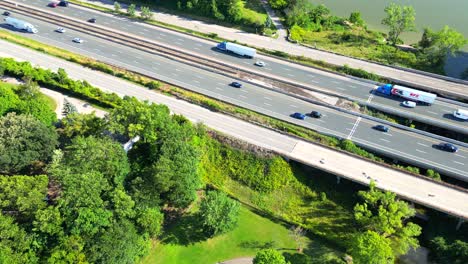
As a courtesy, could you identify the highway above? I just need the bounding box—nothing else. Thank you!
[0,9,467,181]
[2,41,467,220]
[6,0,468,134]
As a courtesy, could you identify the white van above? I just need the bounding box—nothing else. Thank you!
[453,109,468,120]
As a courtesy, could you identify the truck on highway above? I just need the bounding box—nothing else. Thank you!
[216,41,256,58]
[453,109,468,120]
[4,17,38,33]
[376,84,437,105]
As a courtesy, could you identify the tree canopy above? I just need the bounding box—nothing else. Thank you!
[0,113,58,174]
[353,182,421,257]
[381,3,416,45]
[349,230,394,264]
[199,190,240,237]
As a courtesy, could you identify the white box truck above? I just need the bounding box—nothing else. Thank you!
[216,41,256,58]
[4,17,38,33]
[376,84,437,105]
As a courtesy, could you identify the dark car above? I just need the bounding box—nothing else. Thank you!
[48,2,58,8]
[438,143,458,153]
[88,18,97,23]
[374,125,389,132]
[59,1,69,7]
[310,111,322,118]
[3,11,10,16]
[230,82,242,88]
[291,112,306,120]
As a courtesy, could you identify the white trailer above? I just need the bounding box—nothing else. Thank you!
[216,41,256,58]
[377,84,437,105]
[4,17,38,33]
[453,109,468,120]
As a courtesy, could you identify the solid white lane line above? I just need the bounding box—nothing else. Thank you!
[453,161,465,165]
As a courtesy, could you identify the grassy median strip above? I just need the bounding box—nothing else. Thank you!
[0,29,444,181]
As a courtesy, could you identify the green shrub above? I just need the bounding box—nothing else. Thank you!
[426,169,441,181]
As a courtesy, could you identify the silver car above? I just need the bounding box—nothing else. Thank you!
[254,61,266,67]
[55,27,66,33]
[72,37,83,43]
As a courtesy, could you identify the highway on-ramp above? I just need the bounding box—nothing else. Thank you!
[6,0,468,134]
[0,10,467,181]
[2,41,467,220]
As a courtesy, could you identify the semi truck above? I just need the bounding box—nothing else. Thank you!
[216,41,256,58]
[376,84,437,105]
[4,17,38,33]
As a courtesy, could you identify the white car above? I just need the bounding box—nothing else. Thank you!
[254,61,266,67]
[72,37,83,43]
[55,27,66,33]
[401,101,416,108]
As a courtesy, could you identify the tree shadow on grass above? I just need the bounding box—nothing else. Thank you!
[159,213,211,246]
[238,240,278,250]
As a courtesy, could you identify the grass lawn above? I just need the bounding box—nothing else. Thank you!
[142,206,341,264]
[42,94,58,112]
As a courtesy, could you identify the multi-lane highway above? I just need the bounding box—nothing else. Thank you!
[2,41,467,220]
[1,8,467,182]
[7,0,468,134]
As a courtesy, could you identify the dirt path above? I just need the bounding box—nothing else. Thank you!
[217,257,253,264]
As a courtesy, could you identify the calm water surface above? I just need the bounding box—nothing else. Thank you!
[309,0,468,78]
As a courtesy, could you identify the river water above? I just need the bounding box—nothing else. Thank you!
[309,0,468,78]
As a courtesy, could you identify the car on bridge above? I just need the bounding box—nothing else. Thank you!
[373,125,389,132]
[230,81,242,88]
[72,37,83,43]
[59,1,69,7]
[401,100,416,108]
[291,112,306,120]
[55,27,66,33]
[88,18,97,23]
[48,2,58,8]
[437,143,458,153]
[254,61,266,67]
[2,11,10,16]
[309,111,322,118]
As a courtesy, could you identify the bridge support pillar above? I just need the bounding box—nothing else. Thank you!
[336,176,341,184]
[456,218,464,230]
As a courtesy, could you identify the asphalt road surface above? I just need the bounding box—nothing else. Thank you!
[0,13,467,181]
[2,41,467,220]
[7,0,468,133]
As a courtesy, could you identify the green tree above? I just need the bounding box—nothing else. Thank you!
[0,175,48,221]
[354,182,421,257]
[0,214,39,264]
[60,136,130,186]
[253,249,287,264]
[114,1,121,13]
[199,191,240,237]
[59,112,106,139]
[285,0,313,27]
[47,235,87,264]
[0,113,58,174]
[136,207,164,238]
[86,219,150,264]
[420,26,467,66]
[349,12,365,27]
[430,236,468,264]
[55,170,113,237]
[268,0,288,10]
[140,6,153,20]
[349,231,394,264]
[16,77,40,100]
[381,3,416,45]
[107,97,171,143]
[127,3,136,17]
